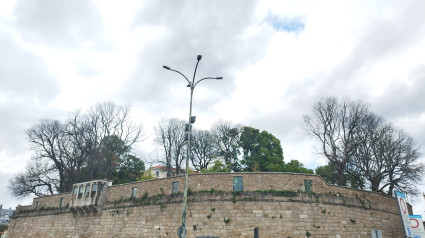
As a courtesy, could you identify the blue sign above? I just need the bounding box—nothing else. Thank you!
[396,190,406,198]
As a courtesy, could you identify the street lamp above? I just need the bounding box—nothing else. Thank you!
[163,55,222,238]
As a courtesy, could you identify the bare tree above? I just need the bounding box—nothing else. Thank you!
[211,120,242,171]
[304,97,370,186]
[9,159,59,198]
[352,114,423,195]
[351,113,388,191]
[82,103,142,180]
[382,129,423,196]
[25,119,69,191]
[154,119,173,177]
[306,97,424,196]
[154,118,186,176]
[170,119,187,175]
[191,129,217,170]
[10,102,143,197]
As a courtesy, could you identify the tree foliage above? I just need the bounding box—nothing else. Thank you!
[139,167,155,181]
[200,159,231,173]
[0,224,8,233]
[283,160,314,174]
[240,126,284,172]
[9,102,143,198]
[315,162,339,185]
[112,154,145,184]
[315,162,364,189]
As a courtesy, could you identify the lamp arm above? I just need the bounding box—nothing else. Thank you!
[193,77,220,88]
[192,60,200,86]
[168,68,191,85]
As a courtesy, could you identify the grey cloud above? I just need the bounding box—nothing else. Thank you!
[247,109,300,140]
[372,65,425,120]
[122,0,273,115]
[310,0,425,98]
[0,31,60,101]
[0,171,33,209]
[0,101,66,156]
[13,0,103,47]
[371,66,425,167]
[276,0,425,137]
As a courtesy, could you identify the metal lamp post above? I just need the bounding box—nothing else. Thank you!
[163,55,222,238]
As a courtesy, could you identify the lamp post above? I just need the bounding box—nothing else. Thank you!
[163,55,222,238]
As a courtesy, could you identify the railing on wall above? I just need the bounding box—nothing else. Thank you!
[69,179,111,215]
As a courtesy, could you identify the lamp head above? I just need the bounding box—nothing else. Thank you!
[197,55,202,61]
[163,65,170,70]
[216,77,223,80]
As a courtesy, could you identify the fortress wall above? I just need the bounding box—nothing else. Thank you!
[24,173,398,214]
[7,173,404,237]
[19,173,399,217]
[106,173,397,213]
[7,192,404,238]
[31,193,71,209]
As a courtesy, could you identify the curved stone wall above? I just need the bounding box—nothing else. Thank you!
[7,173,404,237]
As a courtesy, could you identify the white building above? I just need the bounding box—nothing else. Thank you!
[0,205,14,225]
[150,166,186,178]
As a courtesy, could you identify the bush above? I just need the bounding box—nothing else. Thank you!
[0,224,8,233]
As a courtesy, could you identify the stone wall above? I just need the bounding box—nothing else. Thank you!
[105,173,394,204]
[7,173,404,237]
[31,193,71,210]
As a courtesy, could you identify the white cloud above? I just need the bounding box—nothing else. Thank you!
[1,0,425,216]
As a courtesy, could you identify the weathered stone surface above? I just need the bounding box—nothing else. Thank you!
[7,173,404,237]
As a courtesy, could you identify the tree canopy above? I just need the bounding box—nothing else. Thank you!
[283,160,314,174]
[9,102,144,198]
[240,126,284,172]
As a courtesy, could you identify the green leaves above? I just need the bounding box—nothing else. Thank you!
[240,126,284,172]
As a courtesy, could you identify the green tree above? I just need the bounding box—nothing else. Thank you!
[283,160,313,174]
[0,224,8,233]
[315,162,364,189]
[139,167,155,181]
[315,162,339,185]
[89,135,130,181]
[112,154,145,184]
[240,127,284,172]
[200,159,231,173]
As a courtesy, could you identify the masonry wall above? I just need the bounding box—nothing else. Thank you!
[7,173,404,238]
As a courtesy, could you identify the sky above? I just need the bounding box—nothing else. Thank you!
[1,0,425,216]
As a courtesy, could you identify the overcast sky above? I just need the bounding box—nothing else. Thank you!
[1,0,425,215]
